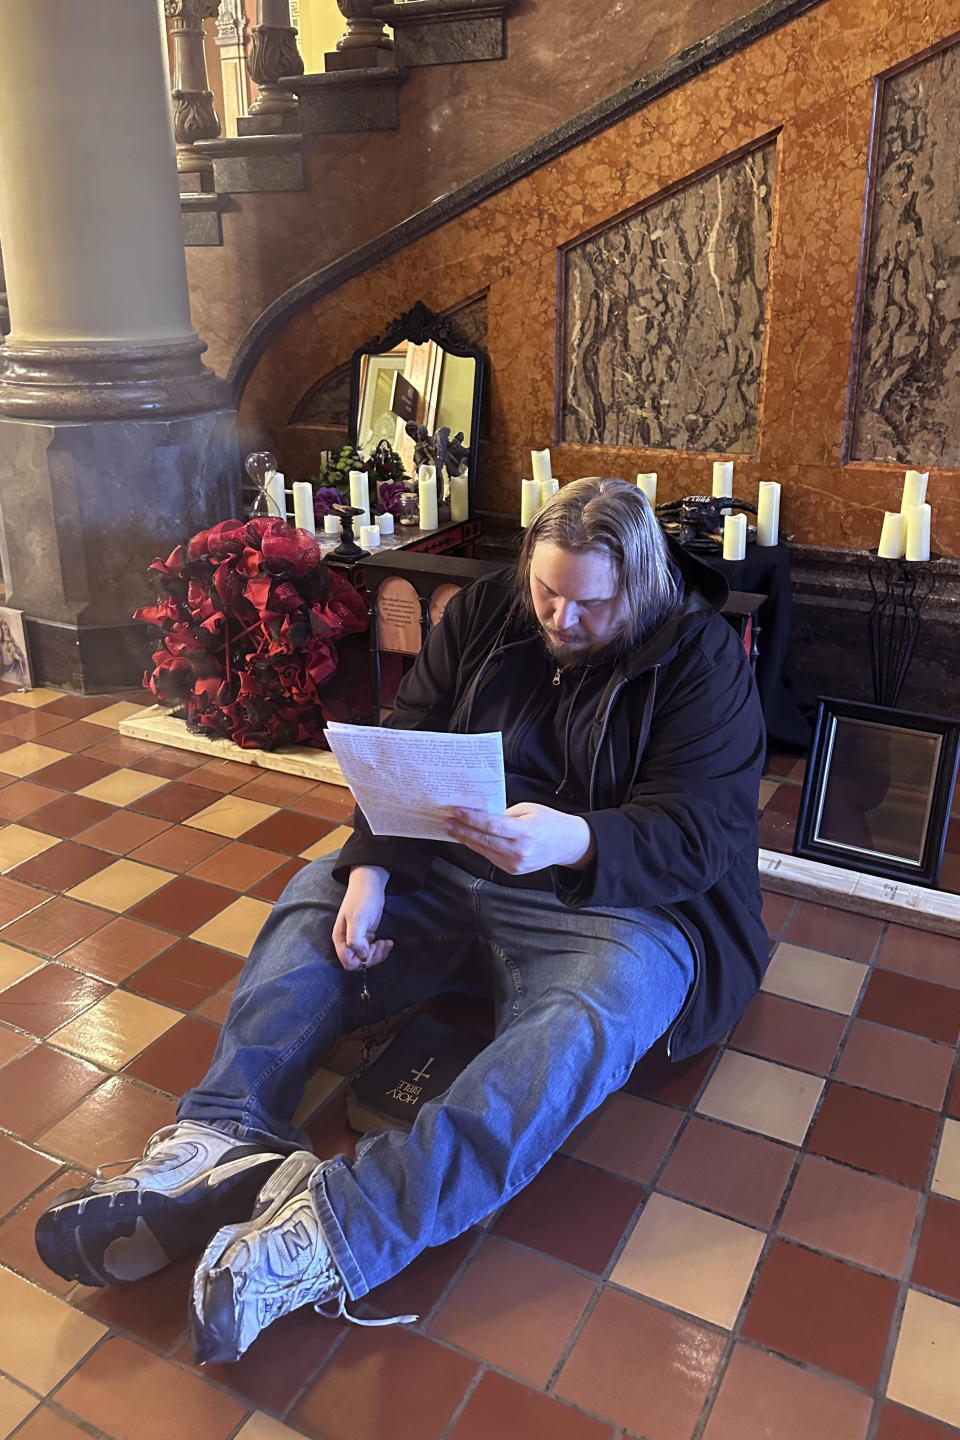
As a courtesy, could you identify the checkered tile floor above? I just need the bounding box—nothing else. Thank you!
[0,685,958,1440]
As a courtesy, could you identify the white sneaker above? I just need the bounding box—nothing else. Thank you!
[35,1120,283,1286]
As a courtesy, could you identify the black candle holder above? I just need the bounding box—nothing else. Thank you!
[866,553,936,708]
[330,504,369,561]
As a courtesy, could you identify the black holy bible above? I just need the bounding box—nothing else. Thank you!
[346,1011,489,1135]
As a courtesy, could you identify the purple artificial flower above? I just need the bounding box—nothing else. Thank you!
[372,480,407,518]
[312,486,343,522]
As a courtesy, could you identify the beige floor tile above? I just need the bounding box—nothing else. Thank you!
[292,1067,341,1127]
[0,743,69,779]
[757,778,779,808]
[184,795,277,838]
[300,824,353,861]
[191,896,272,957]
[66,858,173,913]
[0,943,43,992]
[0,1266,106,1393]
[887,1289,960,1428]
[76,769,167,807]
[235,1413,306,1440]
[1,689,66,710]
[932,1118,960,1202]
[762,943,868,1014]
[611,1194,764,1328]
[50,989,179,1069]
[0,1373,37,1437]
[0,825,60,873]
[696,1051,824,1145]
[85,701,146,729]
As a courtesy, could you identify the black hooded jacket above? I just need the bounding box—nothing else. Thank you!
[333,542,769,1060]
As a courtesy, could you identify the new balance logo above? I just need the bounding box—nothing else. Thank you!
[281,1219,314,1262]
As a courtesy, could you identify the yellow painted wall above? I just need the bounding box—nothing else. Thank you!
[291,0,345,71]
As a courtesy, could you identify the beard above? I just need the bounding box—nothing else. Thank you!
[540,624,628,669]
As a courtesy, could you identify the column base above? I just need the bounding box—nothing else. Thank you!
[0,408,240,691]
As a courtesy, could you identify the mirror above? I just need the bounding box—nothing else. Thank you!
[349,301,484,505]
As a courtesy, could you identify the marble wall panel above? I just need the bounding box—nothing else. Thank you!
[561,143,776,453]
[851,41,960,466]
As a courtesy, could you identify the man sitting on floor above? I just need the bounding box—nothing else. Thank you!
[35,476,768,1364]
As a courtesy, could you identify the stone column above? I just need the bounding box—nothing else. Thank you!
[167,0,222,183]
[0,0,239,691]
[241,0,304,133]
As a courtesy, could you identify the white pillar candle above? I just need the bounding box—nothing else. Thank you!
[755,480,781,547]
[292,481,316,534]
[265,472,286,520]
[520,478,541,527]
[539,477,559,508]
[359,524,380,549]
[531,448,552,483]
[712,461,734,499]
[349,469,370,529]
[722,512,747,561]
[877,511,902,559]
[323,513,340,536]
[636,473,657,506]
[377,511,395,536]
[418,466,438,530]
[450,472,469,523]
[904,503,931,563]
[901,469,929,511]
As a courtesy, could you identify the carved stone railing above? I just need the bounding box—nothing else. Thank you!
[240,0,304,134]
[328,0,394,70]
[165,0,222,183]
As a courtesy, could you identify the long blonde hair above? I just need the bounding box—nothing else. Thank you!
[515,477,679,645]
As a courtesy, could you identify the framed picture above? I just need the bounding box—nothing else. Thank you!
[794,697,960,886]
[0,607,31,690]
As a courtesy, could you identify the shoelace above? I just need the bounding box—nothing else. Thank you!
[93,1122,185,1181]
[315,1290,418,1328]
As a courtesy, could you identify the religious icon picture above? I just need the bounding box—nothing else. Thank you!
[0,607,32,690]
[794,697,960,886]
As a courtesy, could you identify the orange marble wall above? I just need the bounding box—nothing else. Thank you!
[237,0,960,555]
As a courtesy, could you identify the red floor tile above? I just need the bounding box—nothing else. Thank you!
[175,1303,343,1414]
[123,1015,220,1094]
[0,1025,34,1070]
[767,784,802,818]
[765,753,798,777]
[365,1231,476,1323]
[0,710,70,741]
[808,1083,940,1187]
[59,915,174,983]
[129,780,221,822]
[857,970,960,1045]
[563,1093,683,1183]
[188,759,254,793]
[741,1240,898,1387]
[877,925,960,990]
[233,770,318,805]
[194,978,238,1025]
[778,1154,920,1276]
[187,840,284,891]
[0,1043,105,1139]
[761,890,795,938]
[242,809,335,855]
[758,810,797,851]
[0,874,49,926]
[702,1342,872,1440]
[291,1326,478,1440]
[494,1155,642,1272]
[129,823,227,872]
[74,1253,197,1352]
[555,1287,726,1437]
[0,962,110,1038]
[55,1335,247,1440]
[43,694,115,719]
[124,938,243,1009]
[0,1165,91,1294]
[1,895,108,958]
[449,1371,614,1440]
[74,809,171,856]
[33,754,114,791]
[874,1405,960,1439]
[250,855,308,901]
[783,900,884,962]
[37,1076,176,1171]
[84,735,157,766]
[290,782,356,822]
[0,1132,61,1219]
[623,1041,718,1107]
[305,1089,359,1161]
[732,991,846,1074]
[43,719,114,752]
[835,1020,952,1110]
[911,1195,960,1303]
[950,1070,960,1120]
[127,874,235,932]
[129,751,208,780]
[0,780,62,822]
[657,1115,796,1228]
[430,1236,594,1385]
[8,840,112,892]
[23,793,114,838]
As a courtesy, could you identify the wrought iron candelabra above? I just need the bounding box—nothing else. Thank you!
[866,555,935,708]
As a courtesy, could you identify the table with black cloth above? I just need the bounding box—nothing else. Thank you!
[696,541,811,751]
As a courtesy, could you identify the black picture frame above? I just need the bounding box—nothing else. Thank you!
[793,697,960,887]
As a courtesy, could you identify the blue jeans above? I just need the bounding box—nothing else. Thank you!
[179,854,695,1298]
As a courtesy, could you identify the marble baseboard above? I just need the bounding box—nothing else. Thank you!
[119,705,349,788]
[760,849,960,938]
